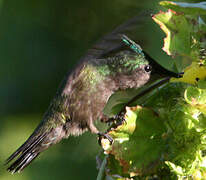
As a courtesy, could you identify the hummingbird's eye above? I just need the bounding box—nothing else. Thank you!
[144,65,152,72]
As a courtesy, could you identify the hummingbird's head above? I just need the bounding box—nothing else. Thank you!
[121,34,179,79]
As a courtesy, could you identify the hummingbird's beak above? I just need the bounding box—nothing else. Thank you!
[143,50,182,79]
[125,76,171,107]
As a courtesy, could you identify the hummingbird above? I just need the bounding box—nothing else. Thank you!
[5,16,179,173]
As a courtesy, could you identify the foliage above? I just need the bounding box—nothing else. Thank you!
[97,1,206,179]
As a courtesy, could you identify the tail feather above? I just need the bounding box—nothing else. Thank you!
[18,153,39,171]
[8,153,39,173]
[5,130,50,173]
[5,127,43,164]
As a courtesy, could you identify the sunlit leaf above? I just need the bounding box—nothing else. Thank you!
[101,106,166,177]
[152,9,199,61]
[184,85,206,114]
[170,62,206,85]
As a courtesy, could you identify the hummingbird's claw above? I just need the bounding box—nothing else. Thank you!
[98,132,114,145]
[107,111,126,123]
[114,111,126,125]
[98,112,126,146]
[107,111,126,129]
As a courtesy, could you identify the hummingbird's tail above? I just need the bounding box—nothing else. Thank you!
[5,124,65,173]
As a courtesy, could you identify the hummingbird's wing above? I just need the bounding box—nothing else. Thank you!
[79,12,151,61]
[5,13,152,173]
[63,12,152,94]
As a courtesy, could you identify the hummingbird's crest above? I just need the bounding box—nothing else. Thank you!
[121,34,144,57]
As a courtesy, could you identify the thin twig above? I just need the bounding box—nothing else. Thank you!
[96,155,108,180]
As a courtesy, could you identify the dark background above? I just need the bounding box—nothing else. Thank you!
[0,0,199,179]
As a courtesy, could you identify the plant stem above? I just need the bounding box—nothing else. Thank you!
[96,155,108,180]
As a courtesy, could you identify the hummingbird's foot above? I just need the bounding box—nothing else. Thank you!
[107,111,126,129]
[98,132,113,145]
[115,111,126,125]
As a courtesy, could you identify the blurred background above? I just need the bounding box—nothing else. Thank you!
[0,0,199,179]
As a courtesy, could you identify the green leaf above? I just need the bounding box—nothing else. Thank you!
[152,9,199,60]
[198,79,206,89]
[184,85,206,114]
[165,161,184,176]
[101,82,206,178]
[103,89,138,117]
[101,106,166,177]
